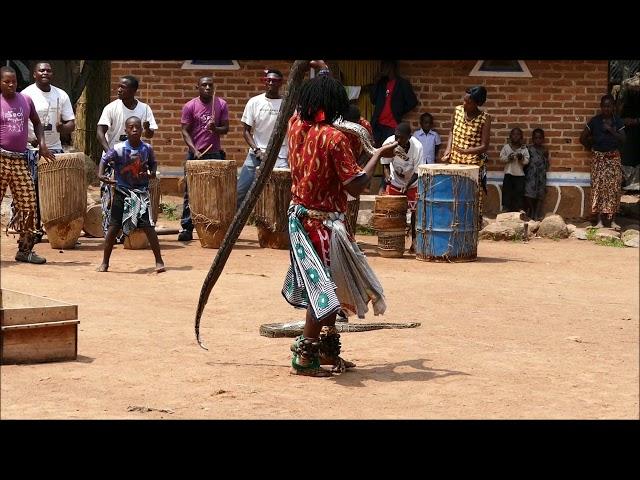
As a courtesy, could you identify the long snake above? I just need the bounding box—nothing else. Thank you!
[332,118,407,159]
[194,62,401,349]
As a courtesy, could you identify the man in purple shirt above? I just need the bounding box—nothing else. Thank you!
[0,66,55,264]
[178,76,229,241]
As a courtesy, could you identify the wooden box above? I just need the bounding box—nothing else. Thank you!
[1,289,79,364]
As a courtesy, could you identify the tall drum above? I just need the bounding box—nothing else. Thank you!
[416,164,479,262]
[123,175,162,250]
[253,167,291,249]
[185,160,236,249]
[373,194,407,258]
[37,153,87,249]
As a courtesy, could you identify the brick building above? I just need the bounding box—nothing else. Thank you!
[110,60,609,217]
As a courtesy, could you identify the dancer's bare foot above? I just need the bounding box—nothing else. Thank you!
[96,263,109,272]
[155,262,166,273]
[610,220,621,231]
[594,221,604,228]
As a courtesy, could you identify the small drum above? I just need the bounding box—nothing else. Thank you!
[377,229,406,258]
[83,204,104,238]
[254,167,291,249]
[345,193,360,237]
[373,194,407,258]
[416,164,479,262]
[124,175,162,250]
[38,153,87,249]
[185,160,236,249]
[372,195,407,230]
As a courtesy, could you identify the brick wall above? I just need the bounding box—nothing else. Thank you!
[110,60,608,173]
[399,60,608,172]
[110,60,293,170]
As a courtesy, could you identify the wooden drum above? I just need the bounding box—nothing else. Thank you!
[38,153,87,249]
[372,194,407,258]
[83,203,104,238]
[185,160,236,249]
[254,168,291,249]
[124,175,162,250]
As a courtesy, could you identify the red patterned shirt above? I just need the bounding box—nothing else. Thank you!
[288,114,364,213]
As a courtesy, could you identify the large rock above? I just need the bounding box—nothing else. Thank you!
[622,229,639,248]
[496,211,526,222]
[594,228,621,240]
[571,228,588,240]
[479,220,527,240]
[537,214,569,239]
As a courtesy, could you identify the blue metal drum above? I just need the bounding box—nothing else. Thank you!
[416,164,479,262]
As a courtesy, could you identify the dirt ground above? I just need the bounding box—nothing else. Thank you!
[1,208,638,419]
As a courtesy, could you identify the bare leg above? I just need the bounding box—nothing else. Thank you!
[610,216,621,230]
[97,225,120,272]
[409,211,416,254]
[595,213,604,228]
[143,227,165,272]
[524,197,534,219]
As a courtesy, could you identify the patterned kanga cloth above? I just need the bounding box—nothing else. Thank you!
[119,186,153,236]
[1,150,36,235]
[591,150,623,215]
[282,204,386,322]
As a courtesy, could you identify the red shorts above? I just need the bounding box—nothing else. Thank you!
[386,184,418,212]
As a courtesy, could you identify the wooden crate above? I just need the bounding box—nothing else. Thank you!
[1,289,79,364]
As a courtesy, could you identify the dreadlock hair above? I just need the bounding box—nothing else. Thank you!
[297,75,349,124]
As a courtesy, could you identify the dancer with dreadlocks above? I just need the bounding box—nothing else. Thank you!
[283,64,398,377]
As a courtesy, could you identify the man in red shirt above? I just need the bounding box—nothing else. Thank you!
[283,67,397,377]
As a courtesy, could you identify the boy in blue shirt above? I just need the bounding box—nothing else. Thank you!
[96,116,165,273]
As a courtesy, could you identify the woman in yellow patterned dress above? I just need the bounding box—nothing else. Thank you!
[441,86,491,228]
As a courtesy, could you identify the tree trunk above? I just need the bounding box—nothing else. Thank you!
[72,61,110,164]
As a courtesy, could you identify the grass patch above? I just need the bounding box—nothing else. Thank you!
[355,225,376,236]
[160,202,178,221]
[593,237,625,248]
[585,227,625,247]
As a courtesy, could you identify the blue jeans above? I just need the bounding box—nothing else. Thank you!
[236,151,288,210]
[180,150,224,231]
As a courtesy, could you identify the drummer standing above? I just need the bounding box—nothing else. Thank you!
[97,75,158,237]
[1,66,56,264]
[177,76,229,242]
[380,122,423,254]
[236,69,289,210]
[21,62,76,242]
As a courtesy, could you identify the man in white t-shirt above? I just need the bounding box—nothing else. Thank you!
[236,69,289,209]
[97,75,158,235]
[381,122,423,254]
[19,62,75,241]
[97,75,158,153]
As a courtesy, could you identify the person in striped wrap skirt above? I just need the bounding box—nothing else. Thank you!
[284,65,397,377]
